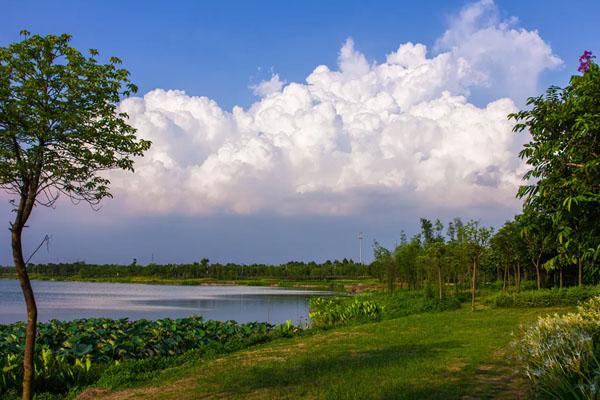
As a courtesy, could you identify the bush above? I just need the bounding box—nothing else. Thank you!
[308,297,383,328]
[375,291,462,319]
[513,296,600,399]
[488,286,600,308]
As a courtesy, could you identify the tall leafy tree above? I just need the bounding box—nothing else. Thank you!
[394,233,421,289]
[0,32,150,399]
[373,240,397,292]
[490,220,527,291]
[420,219,446,300]
[510,51,600,286]
[464,220,493,311]
[517,207,553,289]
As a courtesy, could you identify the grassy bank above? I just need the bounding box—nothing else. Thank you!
[0,273,379,292]
[83,306,562,400]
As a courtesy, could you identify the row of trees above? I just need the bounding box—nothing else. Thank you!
[2,259,372,281]
[373,211,598,303]
[373,218,491,310]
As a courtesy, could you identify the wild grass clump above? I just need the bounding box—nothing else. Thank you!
[489,285,600,308]
[514,296,600,399]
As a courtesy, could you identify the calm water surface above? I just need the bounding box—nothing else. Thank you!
[0,280,329,325]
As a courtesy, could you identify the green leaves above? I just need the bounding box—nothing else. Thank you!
[511,57,600,277]
[0,316,288,395]
[0,32,151,210]
[308,297,383,328]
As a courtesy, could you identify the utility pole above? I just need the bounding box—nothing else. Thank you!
[358,232,364,264]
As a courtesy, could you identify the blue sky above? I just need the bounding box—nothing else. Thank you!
[1,1,598,265]
[3,0,598,109]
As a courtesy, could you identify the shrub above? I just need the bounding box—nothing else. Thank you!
[308,297,383,328]
[489,286,600,308]
[375,291,462,319]
[513,296,600,399]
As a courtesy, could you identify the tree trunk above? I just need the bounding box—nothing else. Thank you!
[471,258,477,312]
[578,258,583,287]
[516,262,521,292]
[534,258,541,290]
[559,267,563,289]
[12,225,37,400]
[437,265,443,300]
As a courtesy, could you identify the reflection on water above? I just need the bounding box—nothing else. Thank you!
[0,280,329,325]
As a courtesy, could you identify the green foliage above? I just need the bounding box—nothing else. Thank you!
[376,291,462,318]
[0,316,291,396]
[308,297,383,328]
[0,32,151,205]
[510,55,600,279]
[489,285,600,308]
[373,240,398,292]
[514,296,600,399]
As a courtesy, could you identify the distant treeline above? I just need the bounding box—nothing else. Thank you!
[0,259,374,281]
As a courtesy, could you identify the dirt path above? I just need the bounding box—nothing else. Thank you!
[462,351,529,400]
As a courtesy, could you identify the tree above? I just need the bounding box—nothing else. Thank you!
[464,220,493,311]
[394,232,421,289]
[419,218,446,300]
[0,32,150,399]
[446,218,469,294]
[517,207,553,289]
[510,51,600,286]
[490,220,527,291]
[373,240,397,292]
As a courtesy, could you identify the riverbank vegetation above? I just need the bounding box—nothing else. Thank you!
[0,316,297,398]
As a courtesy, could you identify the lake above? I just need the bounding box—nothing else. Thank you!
[0,280,329,325]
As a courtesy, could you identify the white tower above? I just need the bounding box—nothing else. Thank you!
[358,232,364,264]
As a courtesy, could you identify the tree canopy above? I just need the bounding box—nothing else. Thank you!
[510,51,599,284]
[0,31,151,210]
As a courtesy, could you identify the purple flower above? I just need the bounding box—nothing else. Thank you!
[579,50,593,62]
[578,50,595,73]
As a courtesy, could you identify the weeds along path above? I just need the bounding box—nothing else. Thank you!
[82,307,554,400]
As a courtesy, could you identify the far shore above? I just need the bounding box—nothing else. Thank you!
[0,273,379,293]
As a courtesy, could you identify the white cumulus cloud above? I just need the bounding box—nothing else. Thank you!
[435,0,562,101]
[251,73,285,97]
[109,0,560,217]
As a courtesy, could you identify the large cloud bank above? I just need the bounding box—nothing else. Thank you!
[111,0,561,216]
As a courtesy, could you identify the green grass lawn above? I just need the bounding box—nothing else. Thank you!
[84,306,560,400]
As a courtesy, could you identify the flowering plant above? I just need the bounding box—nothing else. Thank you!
[514,296,600,399]
[579,50,596,73]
